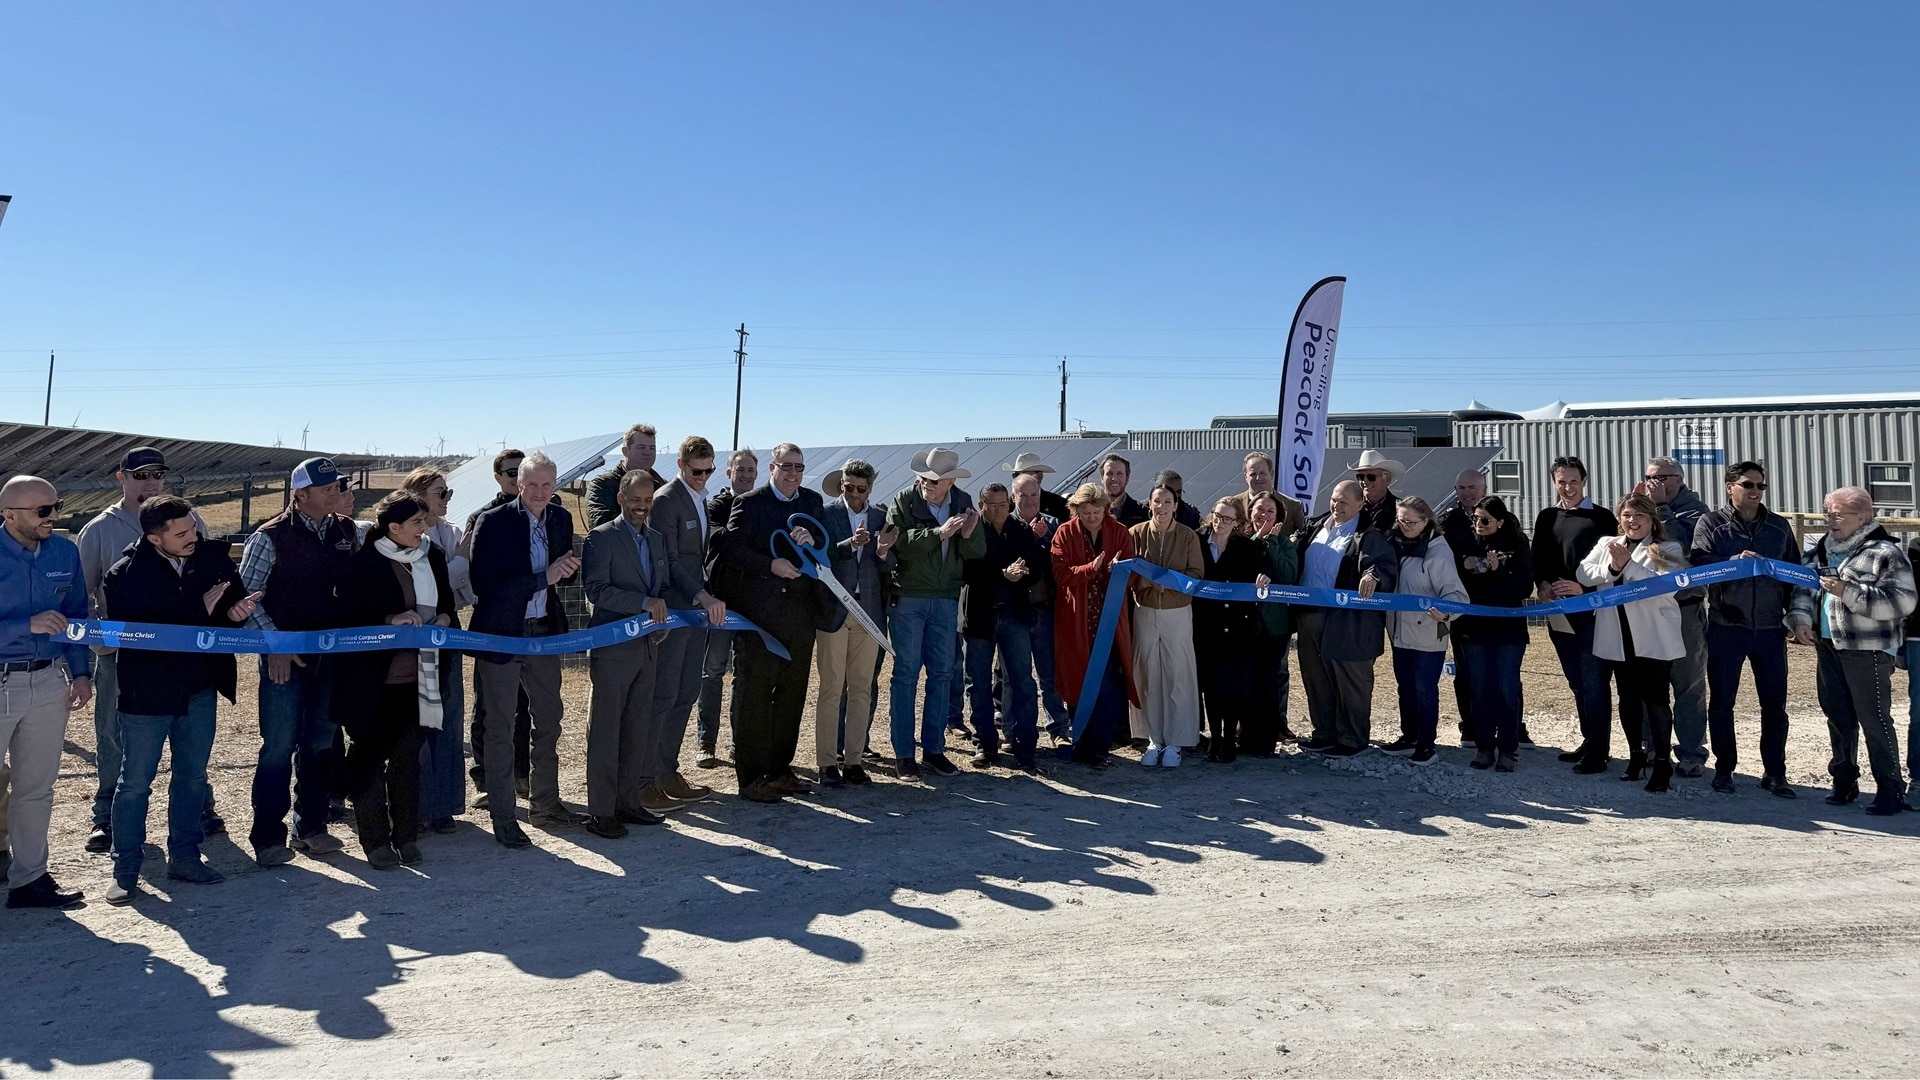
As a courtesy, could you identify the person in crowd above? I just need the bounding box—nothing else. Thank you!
[1639,455,1711,775]
[1690,460,1802,797]
[76,447,219,854]
[331,493,457,869]
[398,468,469,833]
[461,448,533,805]
[1012,473,1071,742]
[469,450,586,846]
[1193,497,1262,763]
[100,496,256,902]
[812,462,895,786]
[1245,491,1301,754]
[697,446,758,768]
[1454,496,1534,771]
[239,457,356,866]
[1349,450,1405,534]
[1003,452,1071,522]
[1051,483,1139,767]
[1101,454,1150,528]
[1293,480,1399,757]
[1150,469,1203,530]
[712,443,827,802]
[1906,533,1920,811]
[646,436,726,802]
[587,423,666,529]
[1789,486,1917,815]
[1,477,93,909]
[1577,493,1688,792]
[1127,484,1202,767]
[1380,496,1469,766]
[1438,468,1505,746]
[1228,453,1307,540]
[885,447,984,778]
[1532,455,1619,772]
[581,471,673,837]
[959,482,1048,771]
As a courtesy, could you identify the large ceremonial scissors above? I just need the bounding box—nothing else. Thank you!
[771,512,894,656]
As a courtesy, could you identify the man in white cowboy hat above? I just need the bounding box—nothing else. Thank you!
[886,447,985,778]
[1348,449,1407,535]
[1001,452,1071,521]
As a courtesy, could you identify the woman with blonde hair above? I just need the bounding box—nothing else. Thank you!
[1052,483,1140,767]
[1576,492,1687,791]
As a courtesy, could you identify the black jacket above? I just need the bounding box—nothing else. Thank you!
[1193,531,1262,663]
[1291,512,1401,661]
[713,485,828,652]
[960,517,1050,639]
[1531,505,1618,591]
[102,537,245,716]
[1454,523,1535,646]
[1689,504,1801,632]
[332,542,459,730]
[468,497,575,646]
[1110,492,1150,528]
[1359,490,1399,535]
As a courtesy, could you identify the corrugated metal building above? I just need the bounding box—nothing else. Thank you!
[1128,423,1419,452]
[1453,393,1920,520]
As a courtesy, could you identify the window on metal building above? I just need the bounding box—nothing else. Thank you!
[1866,462,1914,507]
[1491,460,1522,495]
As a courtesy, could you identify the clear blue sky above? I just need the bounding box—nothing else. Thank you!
[2,3,1916,459]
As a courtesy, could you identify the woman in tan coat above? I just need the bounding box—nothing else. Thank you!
[1128,485,1204,766]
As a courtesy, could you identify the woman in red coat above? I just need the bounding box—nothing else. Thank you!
[1052,483,1140,767]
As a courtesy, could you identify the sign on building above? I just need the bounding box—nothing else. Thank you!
[1671,418,1724,466]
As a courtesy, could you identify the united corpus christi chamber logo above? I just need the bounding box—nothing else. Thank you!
[429,628,448,646]
[1674,573,1691,588]
[196,631,216,650]
[318,633,337,651]
[1335,592,1350,606]
[623,619,643,638]
[65,623,89,642]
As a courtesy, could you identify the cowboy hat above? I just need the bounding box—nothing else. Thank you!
[1000,452,1055,475]
[820,469,847,498]
[1346,449,1407,483]
[909,446,971,482]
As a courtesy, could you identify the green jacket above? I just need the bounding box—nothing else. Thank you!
[1253,532,1301,638]
[887,484,986,599]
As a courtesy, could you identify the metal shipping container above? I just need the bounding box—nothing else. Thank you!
[1128,424,1418,452]
[1452,408,1920,521]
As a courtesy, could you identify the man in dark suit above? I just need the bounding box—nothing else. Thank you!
[460,447,533,801]
[468,450,585,847]
[580,471,676,838]
[812,461,896,787]
[695,447,759,766]
[647,436,728,800]
[712,442,826,803]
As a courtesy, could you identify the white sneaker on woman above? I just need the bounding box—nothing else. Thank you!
[1161,745,1182,768]
[1140,744,1163,768]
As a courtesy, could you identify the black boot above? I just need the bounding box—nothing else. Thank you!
[1644,759,1673,793]
[1620,754,1647,782]
[1557,743,1588,763]
[1825,777,1860,806]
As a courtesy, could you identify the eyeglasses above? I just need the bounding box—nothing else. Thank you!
[1356,472,1384,482]
[1735,480,1768,491]
[687,466,717,478]
[127,469,169,481]
[1645,473,1682,483]
[772,462,806,473]
[840,483,870,494]
[4,502,62,518]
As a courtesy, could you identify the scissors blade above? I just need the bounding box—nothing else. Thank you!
[817,571,893,655]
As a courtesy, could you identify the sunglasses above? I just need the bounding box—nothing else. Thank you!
[430,487,452,499]
[1356,472,1384,482]
[5,502,62,519]
[840,483,870,494]
[1645,474,1681,483]
[687,466,717,478]
[1735,480,1768,490]
[1472,516,1498,527]
[772,462,806,473]
[498,467,519,478]
[127,469,170,481]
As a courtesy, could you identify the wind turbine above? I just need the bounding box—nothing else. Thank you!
[301,423,311,451]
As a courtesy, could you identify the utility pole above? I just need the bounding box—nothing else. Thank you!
[732,323,749,450]
[1058,357,1069,434]
[43,352,54,426]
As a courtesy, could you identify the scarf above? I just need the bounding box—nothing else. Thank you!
[375,536,444,731]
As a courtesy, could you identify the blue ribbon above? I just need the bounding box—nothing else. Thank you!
[1070,556,1816,741]
[64,609,790,661]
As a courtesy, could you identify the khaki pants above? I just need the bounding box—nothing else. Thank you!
[813,624,882,769]
[1133,604,1201,749]
[2,664,73,890]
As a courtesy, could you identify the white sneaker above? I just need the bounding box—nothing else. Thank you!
[1160,746,1181,768]
[1140,744,1163,767]
[105,878,135,906]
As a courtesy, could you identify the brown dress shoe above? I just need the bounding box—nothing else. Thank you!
[660,772,714,801]
[739,779,783,804]
[639,785,690,815]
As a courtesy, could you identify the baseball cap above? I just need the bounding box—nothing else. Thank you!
[120,447,168,472]
[291,456,349,491]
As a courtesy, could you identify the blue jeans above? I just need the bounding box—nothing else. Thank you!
[697,628,736,749]
[1549,615,1613,763]
[419,653,467,822]
[889,596,958,758]
[946,630,969,731]
[965,612,1039,764]
[90,649,124,827]
[1032,606,1069,735]
[1458,639,1525,755]
[111,690,217,880]
[1391,646,1446,751]
[248,655,339,852]
[1706,625,1790,779]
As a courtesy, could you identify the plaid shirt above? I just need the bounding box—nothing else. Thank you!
[1789,524,1917,653]
[237,509,338,632]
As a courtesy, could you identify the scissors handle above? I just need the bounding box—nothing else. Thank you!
[770,512,831,574]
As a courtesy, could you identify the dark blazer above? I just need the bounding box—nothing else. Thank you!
[332,541,459,730]
[1193,531,1263,662]
[102,536,245,716]
[817,499,893,634]
[703,488,742,581]
[1292,511,1401,662]
[960,516,1049,639]
[714,484,827,652]
[582,518,674,627]
[650,478,712,607]
[469,497,575,643]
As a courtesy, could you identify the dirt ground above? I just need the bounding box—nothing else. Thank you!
[6,627,1920,1078]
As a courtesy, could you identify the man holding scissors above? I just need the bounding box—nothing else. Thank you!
[712,443,828,803]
